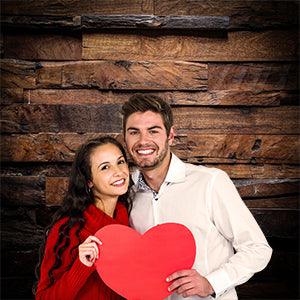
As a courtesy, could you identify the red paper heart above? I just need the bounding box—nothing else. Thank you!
[95,223,196,300]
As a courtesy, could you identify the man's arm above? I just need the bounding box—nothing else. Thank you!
[167,170,272,298]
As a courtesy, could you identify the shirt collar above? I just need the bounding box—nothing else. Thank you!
[132,153,186,191]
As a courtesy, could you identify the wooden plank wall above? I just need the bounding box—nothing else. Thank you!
[1,1,299,299]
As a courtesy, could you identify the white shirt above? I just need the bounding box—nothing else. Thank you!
[129,154,272,300]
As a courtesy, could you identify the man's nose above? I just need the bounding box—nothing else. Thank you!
[138,131,150,144]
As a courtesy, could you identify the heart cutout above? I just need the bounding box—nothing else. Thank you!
[95,223,196,300]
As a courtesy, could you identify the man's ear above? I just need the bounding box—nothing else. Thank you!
[168,127,175,145]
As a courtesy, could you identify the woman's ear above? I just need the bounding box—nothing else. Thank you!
[87,181,93,189]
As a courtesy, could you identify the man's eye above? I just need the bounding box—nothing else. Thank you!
[150,130,158,134]
[130,131,138,135]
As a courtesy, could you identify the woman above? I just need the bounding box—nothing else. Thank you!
[34,136,131,299]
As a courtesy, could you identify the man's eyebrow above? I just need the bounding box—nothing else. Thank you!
[127,125,163,131]
[127,127,139,131]
[148,126,163,130]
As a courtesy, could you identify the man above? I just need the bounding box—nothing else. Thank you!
[121,94,272,300]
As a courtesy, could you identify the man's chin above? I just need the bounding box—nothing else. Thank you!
[133,159,157,170]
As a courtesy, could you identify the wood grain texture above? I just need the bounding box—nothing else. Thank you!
[0,59,39,88]
[173,134,300,164]
[1,104,123,133]
[36,60,207,90]
[2,105,299,134]
[1,0,154,15]
[154,0,299,30]
[46,177,69,206]
[235,179,300,199]
[3,133,298,164]
[3,33,82,60]
[83,30,298,61]
[1,15,81,29]
[43,176,300,206]
[25,89,297,106]
[209,63,298,91]
[215,164,300,179]
[1,88,24,105]
[173,106,300,134]
[81,15,229,30]
[0,176,45,206]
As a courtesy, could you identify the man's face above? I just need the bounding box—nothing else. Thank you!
[124,111,174,170]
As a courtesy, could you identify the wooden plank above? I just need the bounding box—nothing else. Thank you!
[46,177,69,206]
[154,1,299,30]
[1,15,81,29]
[83,30,298,61]
[1,0,154,15]
[209,63,298,91]
[2,105,299,134]
[1,15,228,30]
[1,104,123,133]
[0,176,45,206]
[174,106,300,135]
[235,179,300,199]
[244,196,299,209]
[173,134,300,164]
[36,60,207,90]
[44,176,300,206]
[0,59,38,88]
[251,209,299,239]
[81,15,229,30]
[1,133,122,162]
[3,133,298,164]
[1,88,24,105]
[25,89,298,106]
[3,33,82,60]
[215,164,300,179]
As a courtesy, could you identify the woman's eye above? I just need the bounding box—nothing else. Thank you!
[118,159,126,164]
[100,165,109,171]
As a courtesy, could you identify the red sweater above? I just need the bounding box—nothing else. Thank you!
[36,202,128,300]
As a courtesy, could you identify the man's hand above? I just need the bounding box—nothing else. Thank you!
[166,269,214,298]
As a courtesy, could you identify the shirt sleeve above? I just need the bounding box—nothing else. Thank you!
[35,223,95,300]
[205,170,272,298]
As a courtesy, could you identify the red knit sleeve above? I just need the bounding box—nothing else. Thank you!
[35,219,95,300]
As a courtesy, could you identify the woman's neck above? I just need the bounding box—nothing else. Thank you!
[94,196,118,218]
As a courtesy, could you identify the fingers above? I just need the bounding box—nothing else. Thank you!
[166,269,196,283]
[78,235,102,267]
[167,274,192,292]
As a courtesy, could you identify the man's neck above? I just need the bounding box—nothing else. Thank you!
[141,152,172,192]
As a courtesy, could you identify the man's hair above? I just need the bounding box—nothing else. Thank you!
[121,94,173,135]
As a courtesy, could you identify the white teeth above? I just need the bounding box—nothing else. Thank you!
[137,149,154,155]
[112,179,125,186]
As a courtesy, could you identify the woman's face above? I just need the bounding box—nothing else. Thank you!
[88,143,129,200]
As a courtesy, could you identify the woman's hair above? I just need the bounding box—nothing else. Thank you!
[33,136,132,293]
[121,94,174,135]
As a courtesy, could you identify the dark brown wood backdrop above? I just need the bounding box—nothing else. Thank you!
[1,1,299,299]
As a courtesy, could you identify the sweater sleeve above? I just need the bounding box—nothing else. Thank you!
[35,222,95,300]
[205,170,272,298]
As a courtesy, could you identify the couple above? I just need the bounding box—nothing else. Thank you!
[34,94,272,300]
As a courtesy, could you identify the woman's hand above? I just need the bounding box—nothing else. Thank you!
[79,235,102,267]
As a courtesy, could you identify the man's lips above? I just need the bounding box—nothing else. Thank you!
[135,148,156,155]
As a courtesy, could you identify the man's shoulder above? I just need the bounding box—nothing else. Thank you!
[184,162,226,179]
